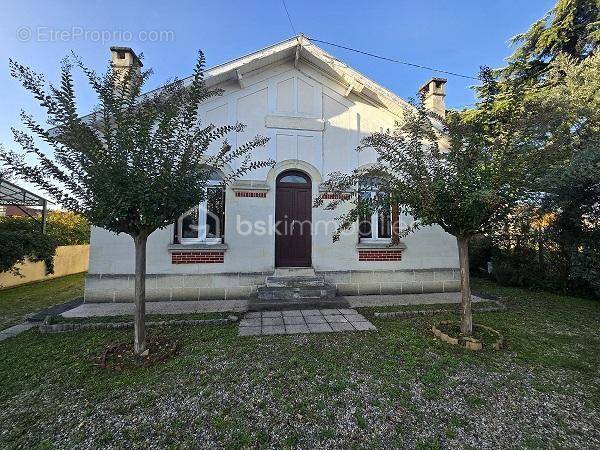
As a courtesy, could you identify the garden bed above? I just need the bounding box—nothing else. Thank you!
[39,314,238,333]
[432,320,504,351]
[373,299,506,318]
[99,336,178,370]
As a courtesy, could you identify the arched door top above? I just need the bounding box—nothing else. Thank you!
[276,170,311,186]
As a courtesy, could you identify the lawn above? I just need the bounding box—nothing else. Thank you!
[0,272,86,330]
[1,278,599,448]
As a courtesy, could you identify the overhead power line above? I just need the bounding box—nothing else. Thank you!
[308,37,480,80]
[277,2,478,80]
[281,0,297,35]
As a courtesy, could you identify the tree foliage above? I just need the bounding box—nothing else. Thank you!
[0,229,56,276]
[0,51,272,352]
[476,0,600,297]
[0,210,90,246]
[531,52,600,294]
[503,0,599,81]
[0,210,89,276]
[316,69,544,333]
[2,53,270,238]
[317,69,542,241]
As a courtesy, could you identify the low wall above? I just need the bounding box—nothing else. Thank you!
[0,245,90,288]
[84,268,460,303]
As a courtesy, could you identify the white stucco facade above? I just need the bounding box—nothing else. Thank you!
[86,37,460,302]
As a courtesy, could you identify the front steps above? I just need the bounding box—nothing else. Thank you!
[248,268,348,311]
[273,267,316,277]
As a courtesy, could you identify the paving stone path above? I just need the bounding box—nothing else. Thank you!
[0,322,37,342]
[238,308,376,336]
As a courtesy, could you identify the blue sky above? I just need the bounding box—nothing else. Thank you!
[1,0,555,197]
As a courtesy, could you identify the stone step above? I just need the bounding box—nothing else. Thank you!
[257,285,336,301]
[247,297,349,312]
[273,267,316,277]
[266,276,325,288]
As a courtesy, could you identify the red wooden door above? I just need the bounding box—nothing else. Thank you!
[275,171,312,267]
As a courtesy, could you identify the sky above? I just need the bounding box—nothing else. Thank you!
[0,0,556,200]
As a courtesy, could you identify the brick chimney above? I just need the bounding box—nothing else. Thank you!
[419,77,447,118]
[110,47,143,91]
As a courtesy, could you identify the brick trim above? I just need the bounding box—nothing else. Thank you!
[320,193,351,200]
[171,251,224,264]
[358,250,403,261]
[235,191,267,198]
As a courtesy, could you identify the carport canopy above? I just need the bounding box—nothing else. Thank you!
[0,178,49,233]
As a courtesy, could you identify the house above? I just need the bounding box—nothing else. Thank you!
[85,36,460,305]
[1,205,40,217]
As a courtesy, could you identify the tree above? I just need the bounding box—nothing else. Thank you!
[316,70,542,335]
[529,53,600,295]
[502,0,599,81]
[1,52,271,354]
[473,0,600,297]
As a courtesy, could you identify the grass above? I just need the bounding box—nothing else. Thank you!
[0,272,85,329]
[0,276,599,447]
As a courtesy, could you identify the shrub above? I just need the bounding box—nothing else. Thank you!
[471,233,599,298]
[0,211,89,276]
[0,211,90,245]
[0,230,57,276]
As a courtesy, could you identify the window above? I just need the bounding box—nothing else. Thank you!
[278,171,309,184]
[358,179,392,242]
[177,179,225,244]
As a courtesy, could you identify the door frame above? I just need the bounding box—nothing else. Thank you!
[274,170,312,268]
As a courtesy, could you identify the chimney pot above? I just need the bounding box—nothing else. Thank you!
[110,46,143,68]
[109,47,142,94]
[419,77,447,118]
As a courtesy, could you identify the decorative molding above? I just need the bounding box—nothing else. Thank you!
[235,68,246,89]
[320,193,351,200]
[230,180,270,192]
[294,43,301,68]
[266,159,323,184]
[235,191,267,198]
[265,115,325,131]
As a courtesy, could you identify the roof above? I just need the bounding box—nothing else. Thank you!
[0,178,49,207]
[73,35,444,131]
[4,205,40,217]
[185,35,414,119]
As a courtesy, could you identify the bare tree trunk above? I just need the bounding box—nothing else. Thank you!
[537,233,545,273]
[457,236,473,336]
[133,234,147,354]
[391,203,400,245]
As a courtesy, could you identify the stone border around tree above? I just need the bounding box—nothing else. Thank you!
[38,315,239,333]
[432,320,504,351]
[374,299,506,318]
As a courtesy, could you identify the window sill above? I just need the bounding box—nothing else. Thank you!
[230,180,270,192]
[356,241,406,250]
[168,243,228,252]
